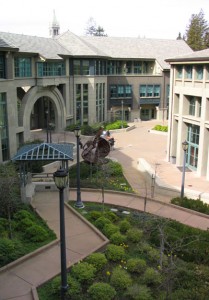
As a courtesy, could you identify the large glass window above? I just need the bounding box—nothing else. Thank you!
[139,85,146,97]
[15,57,32,77]
[188,96,201,117]
[82,60,89,75]
[110,85,132,98]
[133,61,142,74]
[176,65,183,79]
[37,62,65,77]
[0,93,9,161]
[189,97,195,116]
[187,124,200,170]
[96,83,105,122]
[74,60,81,75]
[0,55,5,78]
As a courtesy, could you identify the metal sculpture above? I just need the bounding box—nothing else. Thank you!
[81,127,111,164]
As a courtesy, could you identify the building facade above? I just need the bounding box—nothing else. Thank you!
[0,29,192,163]
[167,49,209,180]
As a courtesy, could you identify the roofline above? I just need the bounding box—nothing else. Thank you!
[166,57,209,63]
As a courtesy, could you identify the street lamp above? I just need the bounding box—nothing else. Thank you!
[180,140,188,198]
[53,168,69,299]
[121,100,124,128]
[74,126,84,208]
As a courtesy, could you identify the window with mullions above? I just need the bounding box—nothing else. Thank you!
[0,93,9,161]
[15,57,32,77]
[82,60,89,75]
[110,85,117,98]
[139,85,161,97]
[73,60,81,75]
[133,61,142,74]
[118,85,124,97]
[95,60,106,75]
[185,65,192,79]
[37,62,65,77]
[96,83,105,122]
[0,55,5,78]
[189,97,195,116]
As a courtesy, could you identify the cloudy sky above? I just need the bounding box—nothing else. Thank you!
[1,0,209,39]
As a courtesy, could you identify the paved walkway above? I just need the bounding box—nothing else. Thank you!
[1,120,209,300]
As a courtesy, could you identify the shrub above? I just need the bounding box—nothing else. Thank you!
[142,267,162,286]
[126,258,147,274]
[15,217,35,231]
[171,197,209,215]
[66,276,82,299]
[87,282,116,300]
[152,125,168,132]
[85,253,107,271]
[110,266,132,291]
[125,283,153,300]
[13,209,35,221]
[119,219,131,233]
[94,216,112,230]
[106,120,128,130]
[104,210,119,222]
[87,211,103,222]
[110,232,127,245]
[102,223,119,238]
[127,228,143,243]
[0,238,24,266]
[24,225,48,242]
[71,261,96,284]
[105,244,126,261]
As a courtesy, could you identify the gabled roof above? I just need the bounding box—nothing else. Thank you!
[166,48,209,63]
[12,143,74,161]
[57,31,193,69]
[0,32,70,60]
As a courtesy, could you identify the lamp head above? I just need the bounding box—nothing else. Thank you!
[74,126,81,138]
[182,140,188,151]
[53,168,68,189]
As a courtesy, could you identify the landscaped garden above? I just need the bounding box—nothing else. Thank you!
[38,202,209,300]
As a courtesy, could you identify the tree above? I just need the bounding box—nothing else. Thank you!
[85,17,107,37]
[185,9,209,50]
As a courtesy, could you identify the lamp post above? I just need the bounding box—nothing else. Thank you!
[180,140,188,198]
[53,168,68,299]
[46,110,49,143]
[121,100,124,128]
[74,126,84,208]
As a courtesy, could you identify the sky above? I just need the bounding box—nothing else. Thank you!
[1,0,209,40]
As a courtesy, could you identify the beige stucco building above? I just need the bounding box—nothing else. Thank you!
[0,25,192,163]
[167,49,209,179]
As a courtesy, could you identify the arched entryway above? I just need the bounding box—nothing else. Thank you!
[20,86,66,141]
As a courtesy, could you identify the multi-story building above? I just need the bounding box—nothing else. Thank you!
[0,22,192,163]
[167,49,209,180]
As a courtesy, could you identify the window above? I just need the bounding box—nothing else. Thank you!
[139,85,161,97]
[15,57,31,77]
[176,65,183,79]
[110,85,132,98]
[75,84,89,124]
[73,60,81,75]
[195,65,203,80]
[82,60,89,75]
[0,55,5,78]
[0,93,9,161]
[187,124,200,169]
[126,61,132,73]
[95,60,106,75]
[189,97,195,116]
[96,83,105,122]
[133,61,142,74]
[185,65,192,79]
[37,62,65,77]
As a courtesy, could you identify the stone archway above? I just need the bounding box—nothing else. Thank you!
[20,86,66,141]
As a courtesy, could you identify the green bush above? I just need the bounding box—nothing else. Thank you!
[94,216,112,230]
[104,210,119,222]
[110,232,127,245]
[50,276,61,296]
[66,276,82,299]
[87,282,116,300]
[106,120,128,130]
[119,219,131,233]
[24,225,48,242]
[126,258,147,274]
[0,238,24,266]
[127,228,143,243]
[125,284,153,300]
[102,223,119,238]
[13,209,35,221]
[110,266,132,291]
[85,253,108,271]
[87,211,103,222]
[105,244,126,261]
[71,261,96,284]
[15,217,35,231]
[152,125,168,132]
[142,267,162,286]
[171,197,209,215]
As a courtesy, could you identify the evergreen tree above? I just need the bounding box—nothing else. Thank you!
[185,10,209,51]
[85,18,107,36]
